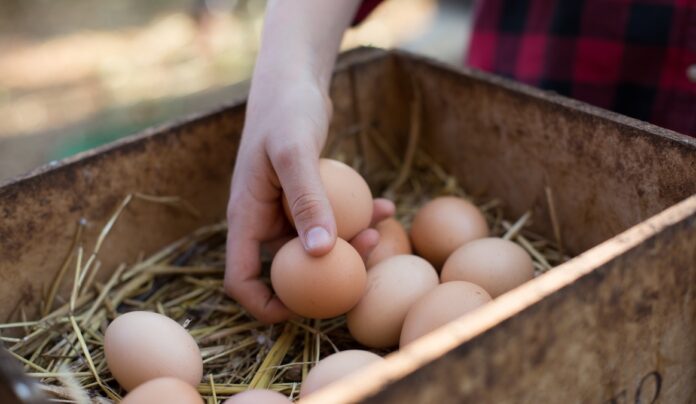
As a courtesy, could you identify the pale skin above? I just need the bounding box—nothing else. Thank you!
[224,0,393,324]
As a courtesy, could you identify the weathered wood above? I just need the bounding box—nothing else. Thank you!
[0,48,694,402]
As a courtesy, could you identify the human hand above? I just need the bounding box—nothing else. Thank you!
[224,74,394,324]
[223,0,368,324]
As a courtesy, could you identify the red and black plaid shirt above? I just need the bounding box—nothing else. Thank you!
[356,0,696,137]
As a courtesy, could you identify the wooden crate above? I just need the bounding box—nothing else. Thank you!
[0,48,694,403]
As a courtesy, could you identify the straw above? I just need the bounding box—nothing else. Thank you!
[43,221,84,317]
[209,374,218,403]
[249,323,298,389]
[55,364,90,404]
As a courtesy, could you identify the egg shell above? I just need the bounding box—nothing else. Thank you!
[441,237,534,297]
[283,158,373,240]
[121,377,203,404]
[223,389,291,404]
[347,255,438,348]
[410,196,489,268]
[104,311,203,391]
[400,281,492,347]
[366,218,412,268]
[300,350,383,397]
[271,237,367,319]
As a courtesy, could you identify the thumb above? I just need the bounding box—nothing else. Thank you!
[271,145,337,256]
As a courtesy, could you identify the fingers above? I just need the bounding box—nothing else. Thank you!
[349,198,395,262]
[350,199,395,262]
[225,211,291,324]
[371,198,396,226]
[264,199,394,260]
[269,145,337,256]
[350,228,381,262]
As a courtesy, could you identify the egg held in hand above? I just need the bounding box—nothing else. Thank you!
[104,311,203,391]
[366,218,412,268]
[347,255,438,348]
[300,350,383,397]
[271,237,367,319]
[283,158,373,240]
[400,281,492,347]
[120,378,203,404]
[441,237,534,297]
[410,196,489,268]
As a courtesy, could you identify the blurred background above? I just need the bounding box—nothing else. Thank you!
[0,0,472,181]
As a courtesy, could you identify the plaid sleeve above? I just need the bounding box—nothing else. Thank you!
[353,0,383,25]
[466,0,696,137]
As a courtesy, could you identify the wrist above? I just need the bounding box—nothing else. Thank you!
[247,64,327,113]
[243,65,331,148]
[253,62,324,90]
[255,0,357,94]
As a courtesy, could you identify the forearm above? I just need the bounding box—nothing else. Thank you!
[251,0,362,96]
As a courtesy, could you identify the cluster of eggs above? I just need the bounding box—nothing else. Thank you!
[272,159,535,348]
[102,158,535,402]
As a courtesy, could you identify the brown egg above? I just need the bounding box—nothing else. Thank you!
[271,237,366,319]
[347,255,438,348]
[410,196,489,268]
[300,350,383,397]
[104,311,202,391]
[366,218,412,268]
[283,158,373,240]
[223,389,291,404]
[121,378,203,404]
[400,281,492,347]
[441,237,534,297]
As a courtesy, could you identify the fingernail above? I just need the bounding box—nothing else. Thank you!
[305,227,331,251]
